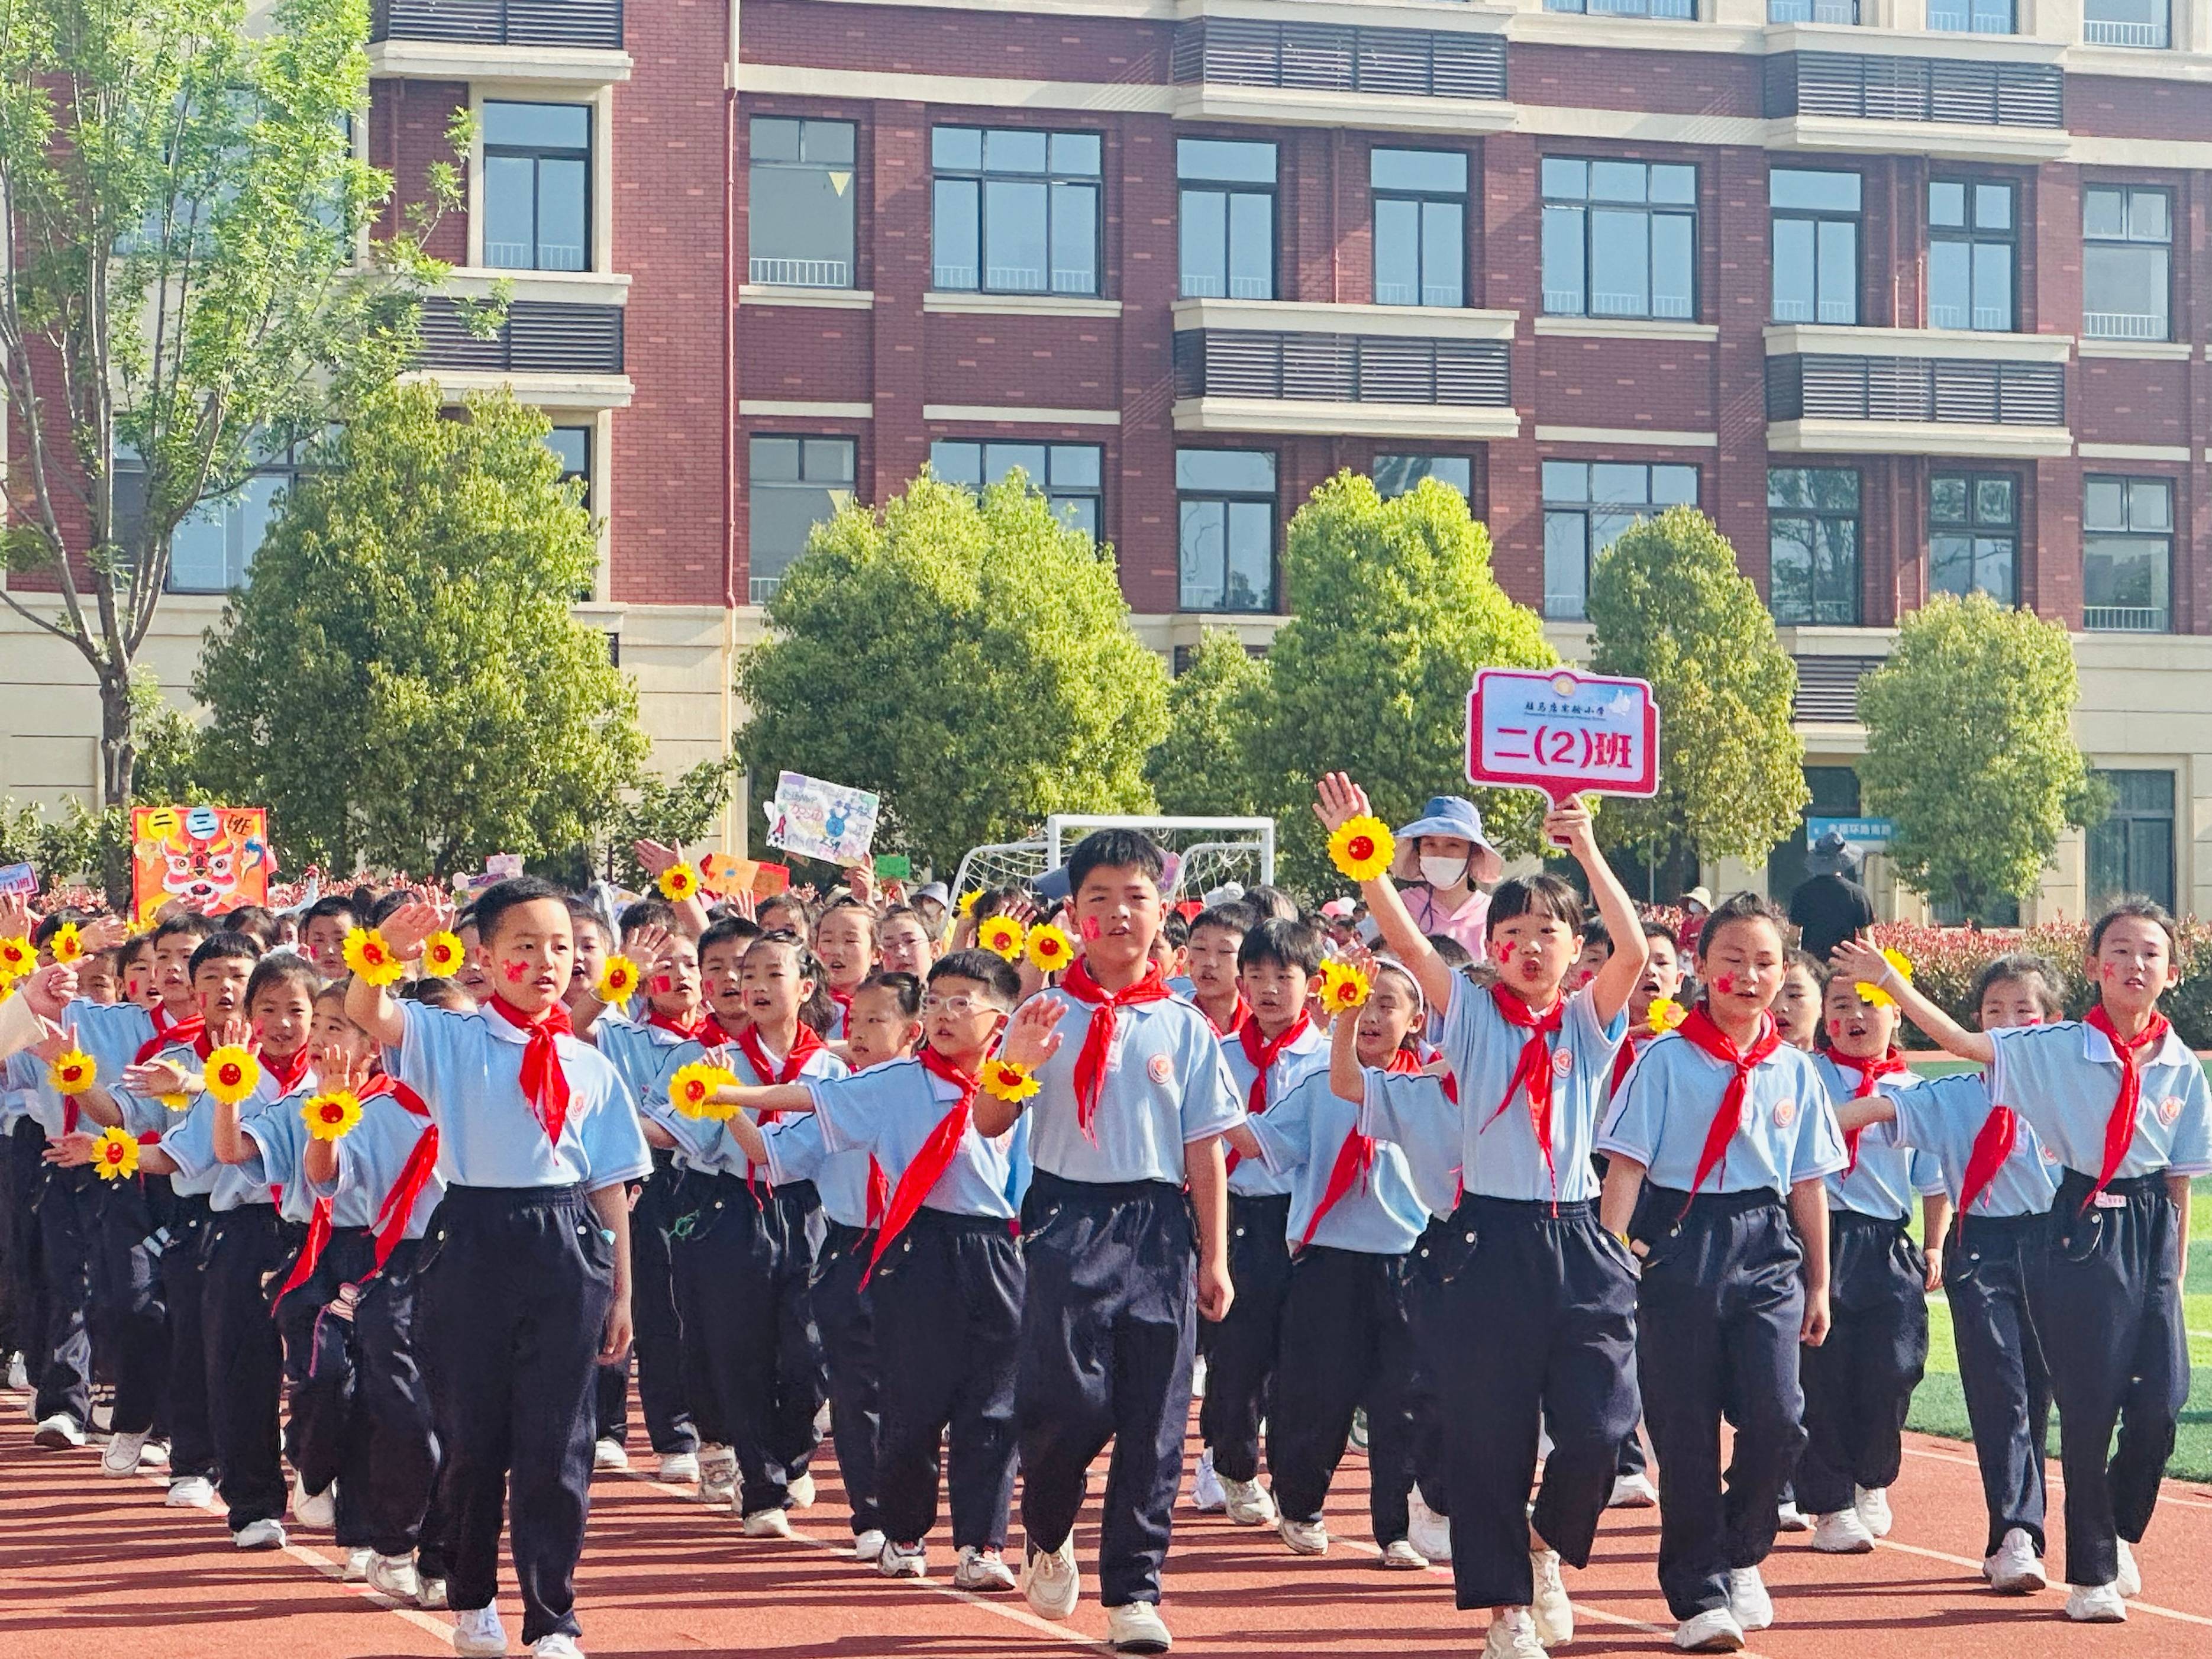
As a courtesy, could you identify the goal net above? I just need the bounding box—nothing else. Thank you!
[950,815,1276,906]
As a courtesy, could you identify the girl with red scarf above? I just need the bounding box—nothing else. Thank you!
[1835,906,2210,1624]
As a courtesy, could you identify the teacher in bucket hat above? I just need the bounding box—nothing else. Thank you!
[1387,795,1505,963]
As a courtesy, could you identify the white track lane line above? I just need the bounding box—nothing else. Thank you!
[1871,1534,2212,1629]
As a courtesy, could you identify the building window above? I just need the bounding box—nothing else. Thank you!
[748,117,856,289]
[1770,169,1860,325]
[2088,769,2175,913]
[544,425,591,511]
[482,101,590,272]
[1177,449,1274,612]
[1371,149,1467,308]
[1179,139,1276,301]
[931,127,1100,296]
[748,436,855,604]
[1927,0,2013,31]
[1541,158,1697,322]
[1928,472,2017,604]
[1928,180,2014,331]
[2082,475,2172,632]
[1768,468,1861,625]
[1543,0,1694,16]
[931,440,1103,540]
[1541,460,1697,620]
[119,438,305,595]
[1767,0,1858,17]
[2084,0,2169,46]
[1375,455,1473,499]
[2083,186,2170,342]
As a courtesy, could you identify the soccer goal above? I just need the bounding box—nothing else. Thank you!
[950,815,1276,906]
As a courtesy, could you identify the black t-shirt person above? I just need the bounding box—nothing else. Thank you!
[1790,872,1875,961]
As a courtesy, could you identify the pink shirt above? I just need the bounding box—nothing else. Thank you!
[1402,885,1490,964]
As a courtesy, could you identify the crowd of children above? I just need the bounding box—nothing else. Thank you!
[0,780,2205,1659]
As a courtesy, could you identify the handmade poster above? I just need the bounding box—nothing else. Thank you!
[763,772,880,867]
[130,805,274,923]
[1467,667,1660,806]
[700,853,793,899]
[0,861,35,897]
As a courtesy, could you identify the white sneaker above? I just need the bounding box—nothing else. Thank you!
[954,1544,1017,1592]
[1407,1486,1452,1562]
[2114,1537,2142,1599]
[1189,1447,1226,1512]
[419,1576,449,1610]
[367,1551,421,1601]
[1221,1475,1277,1527]
[103,1429,150,1476]
[787,1471,816,1509]
[1190,1355,1207,1399]
[698,1445,737,1506]
[453,1605,509,1656]
[1484,1608,1547,1659]
[292,1472,336,1529]
[1727,1566,1773,1631]
[342,1547,373,1580]
[233,1518,288,1550]
[533,1638,583,1659]
[1530,1548,1572,1647]
[138,1438,170,1469]
[853,1528,887,1563]
[1378,1538,1428,1569]
[33,1413,86,1449]
[1672,1608,1746,1651]
[741,1506,792,1538]
[657,1451,700,1484]
[1811,1508,1876,1554]
[1106,1602,1172,1654]
[2066,1582,2128,1623]
[1609,1471,1659,1509]
[1277,1515,1328,1555]
[592,1438,628,1472]
[877,1538,926,1579]
[1853,1484,1893,1539]
[1775,1499,1811,1533]
[1022,1534,1081,1621]
[167,1474,215,1507]
[6,1352,27,1389]
[1984,1528,2046,1595]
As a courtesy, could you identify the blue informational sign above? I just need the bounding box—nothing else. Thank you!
[1807,815,1896,848]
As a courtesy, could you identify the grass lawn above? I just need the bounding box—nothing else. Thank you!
[1898,1054,2212,1480]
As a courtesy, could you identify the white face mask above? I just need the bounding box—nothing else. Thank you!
[1419,853,1470,891]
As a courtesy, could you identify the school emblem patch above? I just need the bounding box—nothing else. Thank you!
[1551,1050,1575,1077]
[2158,1095,2184,1125]
[1771,1098,1796,1129]
[2040,1143,2060,1163]
[1148,1053,1174,1086]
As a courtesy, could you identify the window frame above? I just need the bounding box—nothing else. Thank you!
[481,100,593,273]
[1543,0,1696,16]
[545,424,593,513]
[1176,448,1277,614]
[1540,459,1700,621]
[746,433,858,605]
[1178,138,1279,302]
[1370,148,1468,309]
[1927,177,2017,333]
[1541,157,1700,324]
[2083,0,2171,47]
[1374,454,1474,501]
[1927,469,2019,605]
[2082,184,2172,343]
[747,115,859,291]
[929,125,1103,298]
[1925,0,2015,33]
[2081,473,2174,634]
[1767,467,1863,626]
[929,438,1105,541]
[2087,768,2177,914]
[1769,167,1862,326]
[123,435,312,596]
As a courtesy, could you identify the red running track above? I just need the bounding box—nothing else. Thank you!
[5,1380,2212,1659]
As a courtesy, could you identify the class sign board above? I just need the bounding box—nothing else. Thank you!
[1467,667,1660,806]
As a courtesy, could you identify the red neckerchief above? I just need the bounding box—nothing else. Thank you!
[1300,1045,1424,1247]
[366,1078,439,1276]
[190,1029,217,1063]
[1674,1006,1782,1201]
[485,995,575,1145]
[1829,1047,1909,1174]
[1484,985,1566,1198]
[647,1009,705,1042]
[263,1047,313,1097]
[698,1012,741,1048]
[1954,1105,2017,1234]
[1061,958,1173,1141]
[1610,1031,1648,1098]
[137,1014,204,1067]
[862,1050,979,1286]
[1227,1013,1311,1174]
[2085,1004,2171,1208]
[735,1022,826,1092]
[1201,995,1251,1039]
[828,986,857,1032]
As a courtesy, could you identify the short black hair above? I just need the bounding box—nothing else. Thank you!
[302,894,361,931]
[1067,828,1166,898]
[929,948,1023,1007]
[1970,951,2066,1023]
[1426,932,1474,971]
[564,896,613,949]
[1784,947,1827,982]
[855,969,924,1019]
[817,895,878,941]
[1238,916,1326,977]
[221,904,280,950]
[1189,903,1256,941]
[32,908,88,948]
[473,877,574,948]
[1488,874,1583,938]
[244,952,320,1013]
[619,897,677,938]
[189,930,263,978]
[153,912,219,949]
[399,975,474,1011]
[366,889,414,928]
[879,903,929,935]
[1698,891,1789,962]
[1161,912,1190,950]
[746,929,835,1034]
[1579,919,1613,951]
[1244,883,1301,922]
[699,916,761,963]
[1643,919,1683,948]
[757,892,812,932]
[2089,896,2179,958]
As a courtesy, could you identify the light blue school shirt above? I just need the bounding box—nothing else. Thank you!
[766,1057,1031,1221]
[391,999,649,1193]
[594,1011,689,1108]
[1811,1054,1945,1222]
[1354,1067,1464,1222]
[1596,1030,1848,1196]
[241,1087,321,1223]
[1252,1070,1428,1254]
[1430,980,1626,1203]
[1,1048,41,1133]
[1220,1019,1328,1199]
[161,1074,311,1211]
[1888,1072,2058,1220]
[726,1032,874,1224]
[317,1089,447,1237]
[645,1033,850,1186]
[1021,987,1244,1187]
[1985,1021,2212,1180]
[63,998,157,1080]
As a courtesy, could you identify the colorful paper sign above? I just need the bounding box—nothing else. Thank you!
[873,853,913,880]
[763,772,880,868]
[0,861,36,897]
[129,805,274,924]
[485,853,524,880]
[1467,667,1660,806]
[753,861,792,898]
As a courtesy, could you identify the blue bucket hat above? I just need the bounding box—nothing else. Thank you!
[1391,796,1504,886]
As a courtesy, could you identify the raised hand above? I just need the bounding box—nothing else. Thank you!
[22,962,78,1022]
[0,893,29,942]
[1541,798,1597,858]
[1313,772,1374,837]
[79,914,129,953]
[124,1057,192,1100]
[999,998,1068,1070]
[43,1131,99,1167]
[632,838,681,878]
[377,901,443,961]
[31,1019,76,1065]
[1829,935,1894,992]
[209,1014,253,1052]
[845,864,878,911]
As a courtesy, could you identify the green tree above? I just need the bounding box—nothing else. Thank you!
[1249,473,1557,889]
[0,0,460,821]
[738,473,1168,870]
[1857,592,2102,921]
[1587,506,1809,873]
[1145,628,1268,818]
[192,383,648,876]
[606,753,745,888]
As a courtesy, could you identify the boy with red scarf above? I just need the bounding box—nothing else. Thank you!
[969,829,1241,1657]
[346,881,648,1659]
[719,950,1038,1589]
[1317,774,1646,1659]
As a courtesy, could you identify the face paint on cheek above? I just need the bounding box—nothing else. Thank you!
[1080,916,1102,942]
[654,975,673,993]
[1494,941,1514,962]
[503,960,528,983]
[1714,973,1735,996]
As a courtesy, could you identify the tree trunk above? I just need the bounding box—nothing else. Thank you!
[99,670,135,906]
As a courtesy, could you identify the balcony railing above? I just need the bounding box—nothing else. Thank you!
[1769,0,1861,19]
[371,0,624,50]
[2084,17,2169,46]
[2084,309,2169,341]
[1766,51,2063,128]
[748,257,851,289]
[1174,329,1512,407]
[1171,19,1508,103]
[416,298,625,375]
[2083,605,2168,631]
[1767,354,2064,425]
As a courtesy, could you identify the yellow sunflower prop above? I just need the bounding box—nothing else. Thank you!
[302,1090,364,1142]
[344,927,406,987]
[978,915,1026,962]
[1856,948,1914,1011]
[1317,959,1371,1014]
[981,1057,1038,1103]
[92,1127,140,1180]
[204,1045,262,1106]
[1025,923,1075,975]
[1327,816,1396,883]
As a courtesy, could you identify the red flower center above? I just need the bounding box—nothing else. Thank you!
[1348,835,1374,861]
[220,1064,241,1086]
